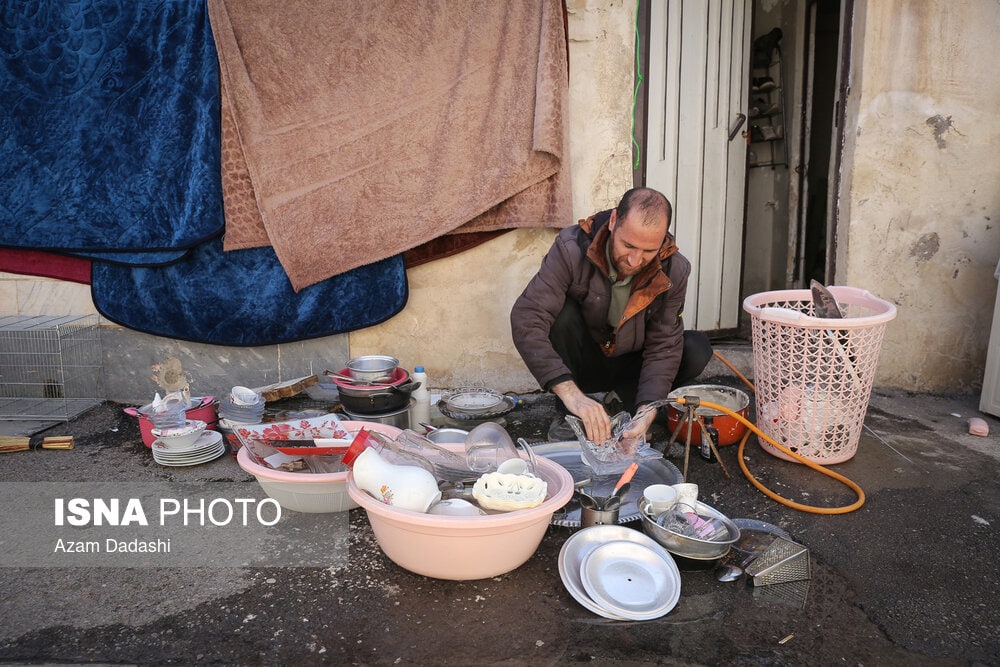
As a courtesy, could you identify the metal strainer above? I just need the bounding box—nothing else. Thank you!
[745,537,811,586]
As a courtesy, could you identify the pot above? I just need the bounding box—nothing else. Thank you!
[336,371,420,415]
[342,401,412,429]
[345,355,399,382]
[666,384,750,446]
[124,396,219,448]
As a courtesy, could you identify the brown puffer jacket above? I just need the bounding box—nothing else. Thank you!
[510,209,691,406]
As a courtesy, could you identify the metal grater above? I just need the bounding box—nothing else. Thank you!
[744,537,811,586]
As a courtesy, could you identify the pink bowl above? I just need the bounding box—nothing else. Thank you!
[348,443,574,580]
[236,421,403,513]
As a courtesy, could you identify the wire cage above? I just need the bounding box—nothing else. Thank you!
[742,286,897,464]
[0,315,105,422]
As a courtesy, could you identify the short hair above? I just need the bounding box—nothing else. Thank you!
[616,188,672,228]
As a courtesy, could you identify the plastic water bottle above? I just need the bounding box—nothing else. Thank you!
[409,366,431,429]
[342,430,441,512]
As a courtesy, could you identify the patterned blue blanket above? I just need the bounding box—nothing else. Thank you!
[1,1,409,345]
[0,0,223,256]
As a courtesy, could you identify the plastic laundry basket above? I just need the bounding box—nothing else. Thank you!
[742,286,897,464]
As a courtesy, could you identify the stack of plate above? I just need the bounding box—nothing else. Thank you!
[558,525,681,620]
[151,430,226,467]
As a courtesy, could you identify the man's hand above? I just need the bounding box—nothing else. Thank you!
[621,405,656,442]
[551,380,612,444]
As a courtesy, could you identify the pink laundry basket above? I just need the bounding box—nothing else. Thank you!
[742,286,897,464]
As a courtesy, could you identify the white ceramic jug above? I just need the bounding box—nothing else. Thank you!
[343,430,442,513]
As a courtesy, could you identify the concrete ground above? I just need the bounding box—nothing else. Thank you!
[0,357,998,665]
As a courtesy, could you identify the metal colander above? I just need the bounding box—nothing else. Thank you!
[745,537,811,586]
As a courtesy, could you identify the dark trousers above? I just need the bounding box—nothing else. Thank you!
[549,299,713,412]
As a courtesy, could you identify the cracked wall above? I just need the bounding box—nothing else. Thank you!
[842,0,1000,392]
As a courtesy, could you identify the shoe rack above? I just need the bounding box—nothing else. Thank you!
[748,54,787,169]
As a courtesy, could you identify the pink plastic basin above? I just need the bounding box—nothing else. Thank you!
[348,443,574,580]
[236,421,403,513]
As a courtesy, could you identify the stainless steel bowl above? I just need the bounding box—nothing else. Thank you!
[425,427,469,444]
[637,497,741,560]
[346,355,400,382]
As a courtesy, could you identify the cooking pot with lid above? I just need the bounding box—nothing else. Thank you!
[665,384,750,446]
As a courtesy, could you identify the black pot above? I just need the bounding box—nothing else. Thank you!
[337,379,421,414]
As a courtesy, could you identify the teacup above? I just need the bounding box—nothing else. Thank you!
[672,482,699,507]
[642,484,678,516]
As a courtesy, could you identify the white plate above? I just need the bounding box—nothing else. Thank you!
[153,442,226,467]
[558,525,679,620]
[558,531,627,620]
[580,540,680,620]
[151,429,222,455]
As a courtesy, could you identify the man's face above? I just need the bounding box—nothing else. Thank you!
[608,209,667,278]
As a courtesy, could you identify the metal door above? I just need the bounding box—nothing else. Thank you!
[644,0,752,331]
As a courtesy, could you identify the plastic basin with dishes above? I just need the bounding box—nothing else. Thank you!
[348,443,574,580]
[124,397,219,448]
[236,420,404,513]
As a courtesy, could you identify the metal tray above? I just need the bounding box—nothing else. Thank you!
[533,441,682,527]
[437,395,517,421]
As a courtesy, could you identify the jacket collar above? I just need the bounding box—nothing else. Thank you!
[580,211,678,287]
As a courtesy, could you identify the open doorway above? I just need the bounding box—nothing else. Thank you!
[742,0,847,304]
[798,0,846,287]
[633,0,848,336]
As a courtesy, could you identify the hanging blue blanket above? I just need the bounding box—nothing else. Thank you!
[91,236,408,346]
[0,0,223,258]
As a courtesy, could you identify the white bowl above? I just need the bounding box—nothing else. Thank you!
[348,443,574,580]
[236,421,404,513]
[151,420,207,449]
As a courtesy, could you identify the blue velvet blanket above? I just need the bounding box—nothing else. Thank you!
[91,236,408,346]
[2,0,410,346]
[0,0,223,257]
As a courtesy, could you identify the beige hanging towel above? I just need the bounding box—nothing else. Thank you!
[209,0,571,291]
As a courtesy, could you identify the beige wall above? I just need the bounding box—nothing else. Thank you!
[350,0,636,392]
[841,0,1000,391]
[4,0,1000,397]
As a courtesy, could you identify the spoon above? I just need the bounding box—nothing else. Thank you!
[714,562,743,582]
[610,482,631,502]
[714,549,755,582]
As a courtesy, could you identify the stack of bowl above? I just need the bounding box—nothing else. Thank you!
[218,386,265,425]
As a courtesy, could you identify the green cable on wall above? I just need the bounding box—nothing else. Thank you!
[631,0,644,170]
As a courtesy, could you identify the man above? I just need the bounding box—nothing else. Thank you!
[510,187,712,443]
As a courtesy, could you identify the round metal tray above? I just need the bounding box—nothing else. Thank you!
[533,441,683,528]
[440,387,506,415]
[437,394,517,421]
